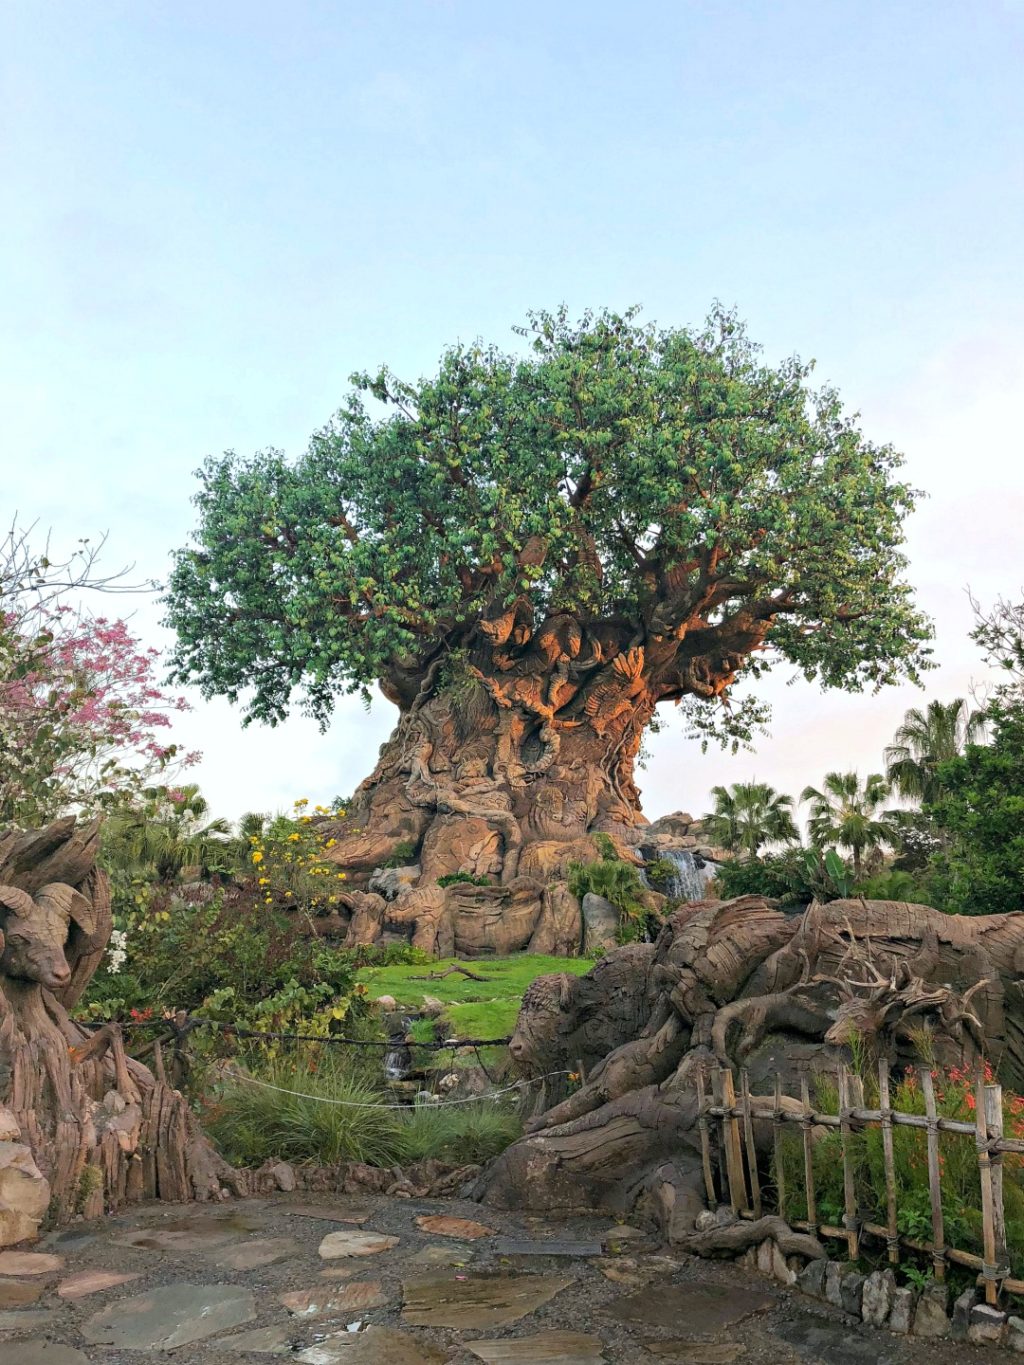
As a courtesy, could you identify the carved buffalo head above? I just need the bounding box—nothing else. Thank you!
[508,972,575,1072]
[0,883,95,991]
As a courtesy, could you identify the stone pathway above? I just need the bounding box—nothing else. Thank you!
[0,1194,1016,1364]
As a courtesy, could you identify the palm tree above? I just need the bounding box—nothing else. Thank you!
[105,785,233,883]
[703,782,800,859]
[884,697,987,805]
[800,771,896,881]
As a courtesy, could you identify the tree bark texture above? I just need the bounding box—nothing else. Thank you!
[474,895,1024,1233]
[0,818,243,1244]
[321,638,692,952]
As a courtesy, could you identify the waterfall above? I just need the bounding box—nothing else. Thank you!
[655,849,715,902]
[383,1017,414,1081]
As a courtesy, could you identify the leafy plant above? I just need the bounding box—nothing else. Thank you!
[801,772,897,881]
[703,782,799,859]
[436,872,491,888]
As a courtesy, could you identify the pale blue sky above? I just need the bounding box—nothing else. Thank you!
[3,2,1023,820]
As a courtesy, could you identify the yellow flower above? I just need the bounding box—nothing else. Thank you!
[285,890,293,897]
[251,851,264,864]
[294,798,309,808]
[258,877,270,886]
[325,838,337,848]
[288,833,301,842]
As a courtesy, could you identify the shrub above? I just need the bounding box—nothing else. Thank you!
[568,851,659,943]
[436,872,491,888]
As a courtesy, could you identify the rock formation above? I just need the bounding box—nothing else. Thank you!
[475,895,1024,1235]
[0,818,242,1243]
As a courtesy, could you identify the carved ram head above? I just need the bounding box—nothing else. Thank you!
[0,882,95,992]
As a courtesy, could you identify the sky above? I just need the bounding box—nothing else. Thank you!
[2,1,1023,825]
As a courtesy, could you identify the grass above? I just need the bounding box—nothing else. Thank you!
[358,953,593,1047]
[205,1049,521,1169]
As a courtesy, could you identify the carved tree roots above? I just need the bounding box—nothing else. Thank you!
[0,820,243,1242]
[474,896,1024,1238]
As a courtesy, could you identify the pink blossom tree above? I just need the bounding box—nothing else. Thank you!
[0,521,198,826]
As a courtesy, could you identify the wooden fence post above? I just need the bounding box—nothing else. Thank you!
[838,1066,861,1261]
[695,1066,717,1206]
[800,1074,817,1232]
[740,1069,762,1219]
[919,1068,946,1283]
[877,1059,899,1266]
[977,1072,1008,1306]
[773,1074,786,1221]
[720,1068,748,1215]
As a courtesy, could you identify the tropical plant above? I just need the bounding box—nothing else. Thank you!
[102,784,233,884]
[800,771,897,881]
[884,698,986,805]
[703,781,799,858]
[165,306,931,889]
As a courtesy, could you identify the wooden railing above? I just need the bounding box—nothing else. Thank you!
[696,1058,1024,1306]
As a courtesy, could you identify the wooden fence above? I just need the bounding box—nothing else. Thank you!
[696,1059,1024,1306]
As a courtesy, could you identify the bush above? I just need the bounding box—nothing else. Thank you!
[568,840,661,943]
[205,1049,521,1169]
[774,1062,1024,1278]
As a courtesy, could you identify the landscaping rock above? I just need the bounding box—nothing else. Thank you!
[284,1202,371,1223]
[608,1282,774,1333]
[210,1237,301,1270]
[861,1269,896,1327]
[268,1160,296,1192]
[0,1142,49,1247]
[0,1345,89,1365]
[0,1279,44,1306]
[0,1309,57,1331]
[81,1282,256,1350]
[840,1270,866,1317]
[796,1259,828,1299]
[294,1326,446,1364]
[280,1281,388,1315]
[889,1287,915,1335]
[318,1229,399,1258]
[369,865,421,899]
[1007,1314,1024,1353]
[968,1303,1007,1345]
[0,1251,62,1276]
[215,1323,298,1354]
[465,1332,606,1362]
[756,1239,773,1276]
[57,1269,141,1298]
[912,1281,949,1337]
[952,1285,977,1339]
[582,894,619,953]
[824,1261,844,1308]
[402,1272,571,1329]
[414,1213,494,1240]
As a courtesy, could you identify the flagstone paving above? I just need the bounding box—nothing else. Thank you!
[0,1192,1018,1363]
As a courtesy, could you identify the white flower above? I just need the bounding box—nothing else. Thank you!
[107,928,128,975]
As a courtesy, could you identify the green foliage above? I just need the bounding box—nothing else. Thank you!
[884,697,986,806]
[713,845,854,905]
[166,307,930,739]
[928,700,1024,915]
[436,872,491,887]
[801,771,897,879]
[207,1048,521,1169]
[703,781,799,858]
[101,784,234,886]
[855,868,939,905]
[643,858,680,893]
[384,840,418,868]
[568,851,660,943]
[773,1065,1024,1278]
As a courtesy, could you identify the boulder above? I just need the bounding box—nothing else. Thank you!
[518,838,606,882]
[0,1143,49,1247]
[889,1286,915,1334]
[448,881,543,957]
[1006,1314,1024,1353]
[796,1259,828,1299]
[527,882,582,956]
[968,1304,1007,1345]
[582,894,619,953]
[912,1281,949,1337]
[369,866,421,899]
[840,1270,865,1317]
[861,1269,896,1327]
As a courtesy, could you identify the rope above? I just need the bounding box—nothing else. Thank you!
[217,1066,572,1111]
[82,1017,512,1051]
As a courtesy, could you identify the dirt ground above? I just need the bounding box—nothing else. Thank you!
[0,1192,1018,1364]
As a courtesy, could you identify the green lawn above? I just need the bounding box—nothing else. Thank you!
[357,954,594,1044]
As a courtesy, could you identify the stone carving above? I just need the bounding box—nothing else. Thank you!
[0,818,243,1244]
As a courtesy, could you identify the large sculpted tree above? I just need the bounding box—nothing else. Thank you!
[167,309,930,918]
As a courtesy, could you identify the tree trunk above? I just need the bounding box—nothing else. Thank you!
[322,662,664,955]
[474,895,1024,1236]
[0,819,245,1244]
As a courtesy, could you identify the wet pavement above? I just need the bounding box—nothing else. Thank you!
[0,1194,1016,1363]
